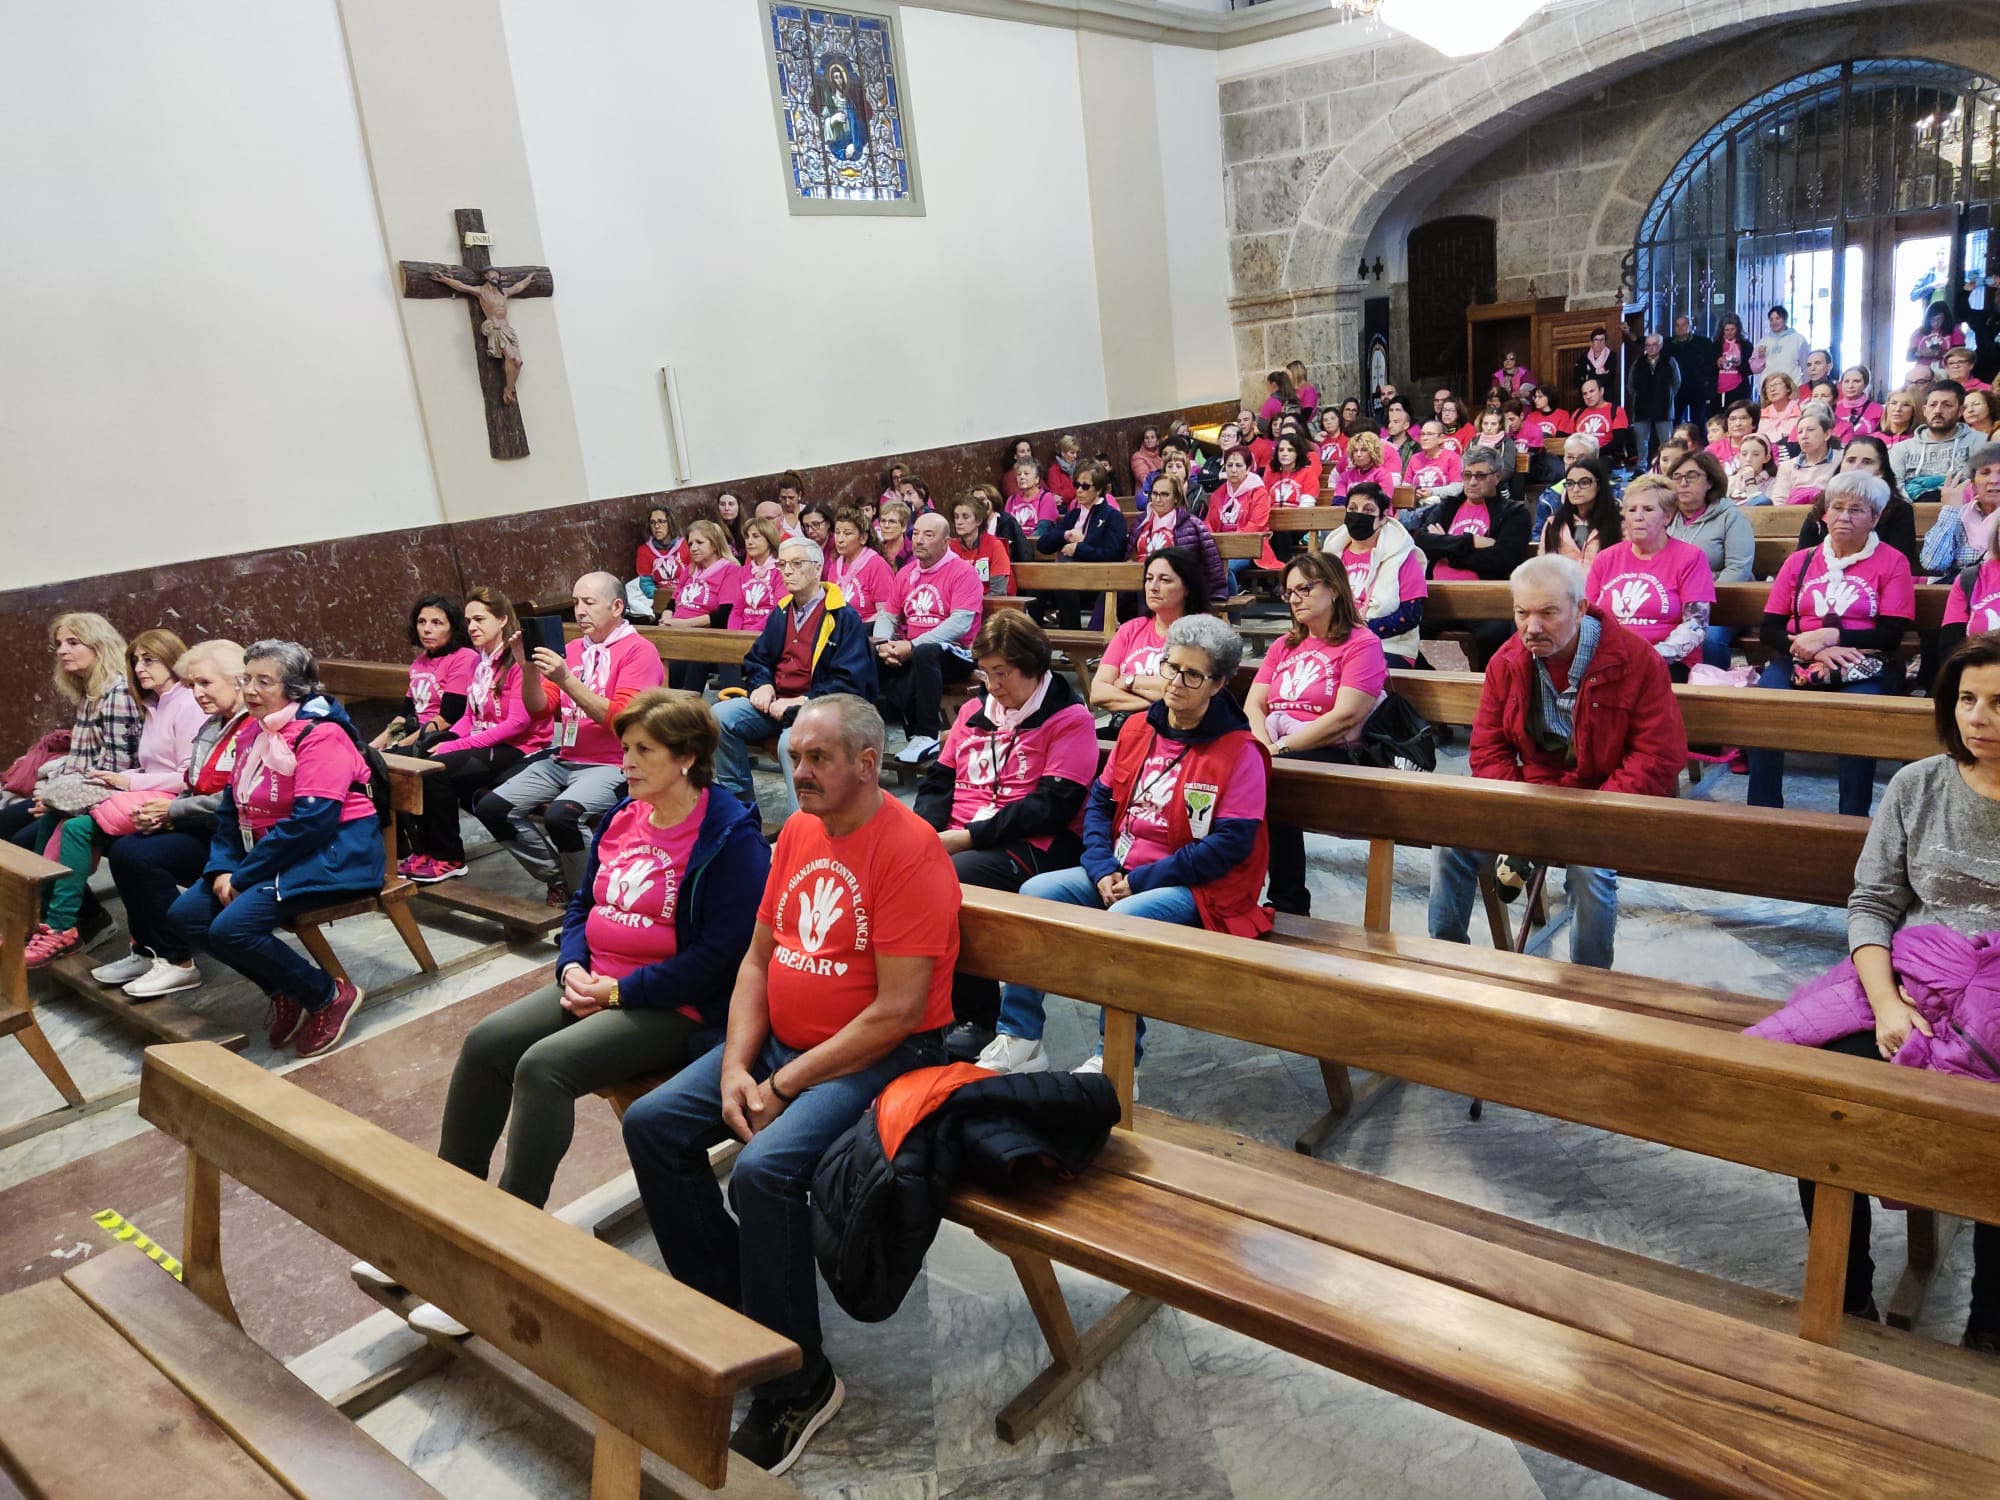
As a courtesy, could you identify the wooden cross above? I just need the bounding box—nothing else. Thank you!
[399,208,554,461]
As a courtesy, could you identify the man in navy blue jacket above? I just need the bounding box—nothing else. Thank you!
[712,537,877,820]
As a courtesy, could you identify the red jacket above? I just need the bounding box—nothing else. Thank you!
[1471,606,1685,795]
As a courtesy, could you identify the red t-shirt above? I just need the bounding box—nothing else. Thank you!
[1574,404,1629,443]
[760,796,959,1048]
[583,795,707,990]
[951,534,1013,594]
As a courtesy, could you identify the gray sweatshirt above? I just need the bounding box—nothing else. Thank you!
[1847,755,2000,953]
[1666,498,1755,583]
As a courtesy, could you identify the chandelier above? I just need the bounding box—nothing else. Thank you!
[1332,0,1550,59]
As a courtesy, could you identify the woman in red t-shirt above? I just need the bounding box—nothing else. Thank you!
[950,491,1014,595]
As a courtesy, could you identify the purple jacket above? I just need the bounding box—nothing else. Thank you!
[1746,925,2000,1083]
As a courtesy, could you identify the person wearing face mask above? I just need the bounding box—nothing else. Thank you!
[917,612,1097,1061]
[476,572,666,907]
[1323,484,1426,666]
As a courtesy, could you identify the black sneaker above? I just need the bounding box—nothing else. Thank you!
[944,1021,994,1063]
[729,1363,843,1476]
[1963,1324,2000,1355]
[1492,854,1534,905]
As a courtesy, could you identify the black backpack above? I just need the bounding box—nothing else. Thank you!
[296,715,396,829]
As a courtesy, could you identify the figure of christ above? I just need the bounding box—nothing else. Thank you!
[432,267,536,404]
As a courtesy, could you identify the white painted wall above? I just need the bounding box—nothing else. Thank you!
[1151,42,1235,400]
[0,0,438,591]
[501,0,1115,498]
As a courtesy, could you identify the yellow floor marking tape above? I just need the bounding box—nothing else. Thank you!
[90,1209,185,1280]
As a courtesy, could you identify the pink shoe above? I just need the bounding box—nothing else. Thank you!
[294,980,363,1058]
[267,993,306,1048]
[397,854,425,879]
[25,927,80,970]
[410,858,465,884]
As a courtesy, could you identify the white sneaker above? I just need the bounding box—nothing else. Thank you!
[894,736,940,765]
[974,1033,1049,1075]
[1072,1054,1105,1076]
[350,1259,401,1292]
[408,1302,470,1338]
[123,959,202,1000]
[91,950,152,986]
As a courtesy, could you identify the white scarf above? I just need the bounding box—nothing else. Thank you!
[1806,532,1879,623]
[1328,520,1419,661]
[988,673,1052,734]
[467,644,505,727]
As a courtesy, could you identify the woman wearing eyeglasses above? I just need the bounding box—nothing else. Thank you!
[1034,462,1129,631]
[1247,553,1387,915]
[976,614,1269,1076]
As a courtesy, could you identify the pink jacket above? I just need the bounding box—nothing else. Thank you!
[127,681,210,793]
[1746,924,2000,1083]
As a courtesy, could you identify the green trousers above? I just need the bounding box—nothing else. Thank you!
[32,813,100,932]
[437,981,697,1209]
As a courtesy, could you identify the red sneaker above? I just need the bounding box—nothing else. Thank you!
[410,857,465,884]
[266,993,306,1048]
[396,854,426,879]
[294,979,364,1058]
[25,927,80,970]
[545,881,570,908]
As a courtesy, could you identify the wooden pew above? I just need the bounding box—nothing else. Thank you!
[1386,667,1938,761]
[949,890,2000,1497]
[280,752,439,987]
[1743,501,1942,538]
[136,1041,801,1496]
[0,841,83,1109]
[1424,580,1952,630]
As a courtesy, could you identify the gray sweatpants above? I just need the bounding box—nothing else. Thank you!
[486,757,625,891]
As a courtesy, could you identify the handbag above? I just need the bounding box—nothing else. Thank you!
[1347,690,1438,773]
[35,771,113,816]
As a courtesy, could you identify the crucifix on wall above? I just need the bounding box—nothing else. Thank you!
[399,209,554,461]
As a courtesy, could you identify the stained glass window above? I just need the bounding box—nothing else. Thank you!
[766,4,924,215]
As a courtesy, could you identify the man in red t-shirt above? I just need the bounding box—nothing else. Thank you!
[621,693,956,1476]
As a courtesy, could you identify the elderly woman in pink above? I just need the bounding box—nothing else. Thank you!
[1757,372,1804,452]
[1769,402,1841,505]
[917,611,1099,1060]
[1583,477,1716,682]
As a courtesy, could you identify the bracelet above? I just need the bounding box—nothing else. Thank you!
[606,979,621,1009]
[769,1073,796,1104]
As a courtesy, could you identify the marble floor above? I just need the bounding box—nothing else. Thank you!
[2,735,1972,1499]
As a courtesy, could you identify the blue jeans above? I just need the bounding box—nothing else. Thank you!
[621,1030,945,1400]
[1744,660,1884,816]
[1699,624,1740,670]
[1226,557,1256,594]
[995,865,1199,1058]
[710,696,799,815]
[168,877,355,1008]
[1428,845,1617,969]
[106,830,210,963]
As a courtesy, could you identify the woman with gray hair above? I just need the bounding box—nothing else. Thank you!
[168,640,385,1058]
[977,613,1271,1076]
[1749,472,1917,817]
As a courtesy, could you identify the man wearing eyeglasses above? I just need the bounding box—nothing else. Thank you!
[711,538,878,823]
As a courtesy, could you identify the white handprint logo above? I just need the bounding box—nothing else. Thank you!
[1610,578,1653,622]
[1810,577,1862,620]
[1276,656,1323,702]
[795,876,846,954]
[1982,605,2000,632]
[604,861,655,913]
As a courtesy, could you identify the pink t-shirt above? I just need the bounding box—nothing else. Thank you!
[737,561,783,634]
[1574,404,1628,443]
[1943,558,2000,633]
[938,695,1100,848]
[1005,487,1061,534]
[1340,547,1429,614]
[582,795,707,988]
[1110,732,1263,871]
[1103,617,1171,680]
[1584,539,1716,655]
[230,718,377,839]
[827,548,900,622]
[1336,460,1402,499]
[1431,499,1491,583]
[896,553,984,649]
[1767,543,1919,632]
[557,626,667,766]
[1407,450,1461,493]
[673,558,744,624]
[409,647,477,724]
[1253,631,1387,740]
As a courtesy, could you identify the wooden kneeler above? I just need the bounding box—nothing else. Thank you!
[988,1006,1161,1444]
[0,841,84,1111]
[284,754,440,985]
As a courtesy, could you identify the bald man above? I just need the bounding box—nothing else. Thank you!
[475,571,665,902]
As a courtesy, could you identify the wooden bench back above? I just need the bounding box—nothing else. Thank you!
[318,659,412,702]
[565,622,760,667]
[139,1043,797,1488]
[1387,669,1938,761]
[954,887,2000,1249]
[1424,580,1951,630]
[1264,760,1865,908]
[1744,502,1942,539]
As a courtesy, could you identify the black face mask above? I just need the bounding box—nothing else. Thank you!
[1346,513,1378,541]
